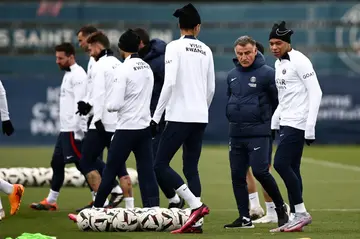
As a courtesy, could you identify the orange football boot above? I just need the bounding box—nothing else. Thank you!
[8,184,25,215]
[30,198,58,211]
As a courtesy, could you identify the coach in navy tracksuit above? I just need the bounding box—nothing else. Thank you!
[133,28,166,160]
[224,36,288,229]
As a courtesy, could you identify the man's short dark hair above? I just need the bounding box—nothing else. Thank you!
[133,28,150,45]
[87,31,110,49]
[55,42,75,56]
[77,25,98,36]
[234,35,256,48]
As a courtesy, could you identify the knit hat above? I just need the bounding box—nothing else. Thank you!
[118,29,140,53]
[268,21,293,43]
[173,3,201,29]
[255,41,265,54]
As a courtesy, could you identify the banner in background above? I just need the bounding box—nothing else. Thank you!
[1,73,360,145]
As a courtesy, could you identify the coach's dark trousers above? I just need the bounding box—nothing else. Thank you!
[273,126,305,213]
[94,128,159,208]
[229,136,284,218]
[154,122,206,200]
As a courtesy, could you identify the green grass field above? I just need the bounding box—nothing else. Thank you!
[0,145,360,239]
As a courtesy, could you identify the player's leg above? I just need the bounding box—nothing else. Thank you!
[79,130,108,197]
[133,127,160,208]
[248,137,288,227]
[0,178,24,216]
[0,198,4,220]
[153,122,189,204]
[31,133,64,211]
[93,130,132,208]
[272,126,311,232]
[154,122,209,234]
[246,169,264,220]
[181,123,206,232]
[224,137,254,229]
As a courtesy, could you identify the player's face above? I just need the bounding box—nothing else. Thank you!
[77,32,89,52]
[88,43,101,58]
[269,39,288,58]
[234,43,257,68]
[56,51,71,70]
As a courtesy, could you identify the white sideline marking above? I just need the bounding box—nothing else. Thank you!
[302,157,360,172]
[310,209,360,212]
[209,208,360,212]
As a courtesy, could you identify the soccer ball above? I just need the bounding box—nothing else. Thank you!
[126,168,138,185]
[138,209,163,231]
[20,168,35,186]
[32,168,47,186]
[172,209,190,226]
[89,210,116,232]
[76,208,94,231]
[112,209,138,232]
[6,168,22,184]
[69,170,86,187]
[159,208,178,231]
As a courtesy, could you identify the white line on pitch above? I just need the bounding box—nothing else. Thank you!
[209,208,360,212]
[302,157,360,172]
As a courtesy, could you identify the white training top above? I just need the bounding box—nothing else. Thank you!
[271,49,323,139]
[152,35,216,124]
[88,52,121,132]
[59,63,87,133]
[107,54,154,130]
[0,80,10,121]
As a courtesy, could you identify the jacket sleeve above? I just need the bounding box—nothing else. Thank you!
[266,68,278,115]
[0,80,10,121]
[226,74,231,97]
[207,50,216,108]
[152,43,178,123]
[72,70,87,131]
[295,56,323,132]
[91,65,106,123]
[107,66,127,112]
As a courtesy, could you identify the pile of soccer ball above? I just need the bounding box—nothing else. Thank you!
[0,167,138,187]
[76,207,202,232]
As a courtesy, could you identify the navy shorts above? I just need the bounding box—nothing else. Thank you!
[53,132,82,164]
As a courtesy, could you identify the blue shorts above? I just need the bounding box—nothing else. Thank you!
[53,132,82,164]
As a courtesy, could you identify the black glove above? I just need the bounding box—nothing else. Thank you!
[150,120,158,137]
[305,139,315,146]
[76,101,92,116]
[271,130,278,140]
[94,120,106,134]
[2,120,14,136]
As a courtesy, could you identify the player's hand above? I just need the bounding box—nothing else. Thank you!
[305,139,315,146]
[150,120,158,138]
[76,101,92,116]
[94,120,106,134]
[305,125,315,146]
[2,120,14,136]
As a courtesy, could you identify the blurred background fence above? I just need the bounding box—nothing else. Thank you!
[0,1,360,145]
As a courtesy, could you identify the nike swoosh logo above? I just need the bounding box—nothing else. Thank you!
[231,77,237,82]
[66,156,74,159]
[276,29,292,36]
[280,134,284,137]
[254,147,261,151]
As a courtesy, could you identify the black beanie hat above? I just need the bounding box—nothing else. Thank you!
[173,3,201,29]
[118,29,140,53]
[255,41,265,54]
[269,21,293,43]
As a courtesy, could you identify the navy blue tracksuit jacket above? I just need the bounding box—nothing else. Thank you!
[138,38,166,117]
[226,53,278,138]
